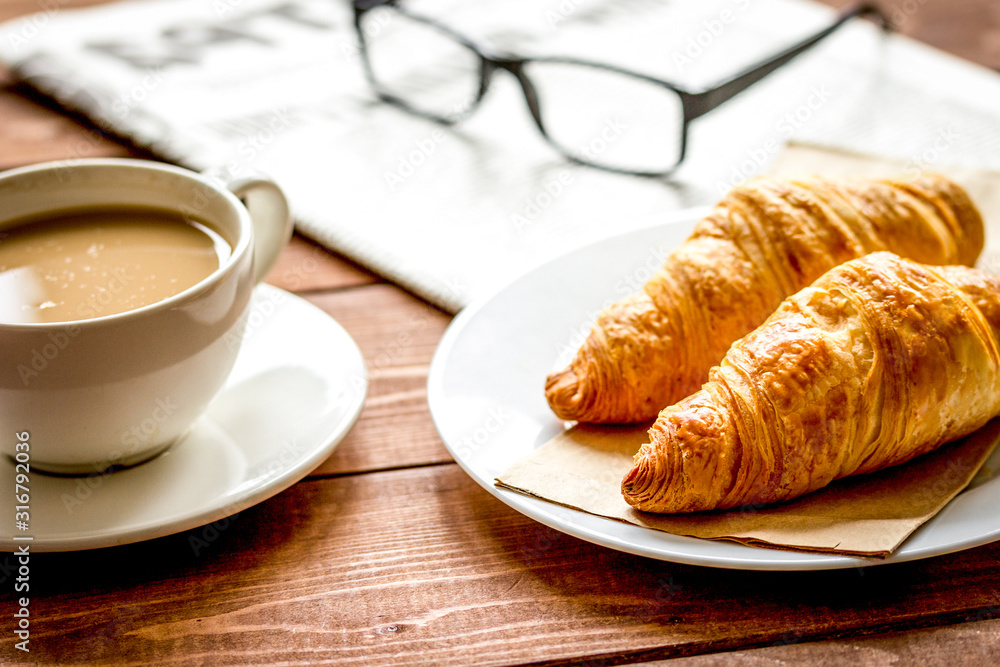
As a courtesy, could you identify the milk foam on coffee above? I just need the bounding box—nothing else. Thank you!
[0,207,231,324]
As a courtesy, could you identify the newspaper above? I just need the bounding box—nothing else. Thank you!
[2,0,1000,312]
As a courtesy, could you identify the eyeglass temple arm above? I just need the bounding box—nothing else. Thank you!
[684,3,891,121]
[354,0,397,10]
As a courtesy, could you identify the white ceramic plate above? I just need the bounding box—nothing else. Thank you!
[428,213,1000,571]
[2,285,367,552]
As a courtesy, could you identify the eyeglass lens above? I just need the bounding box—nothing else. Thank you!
[360,6,482,122]
[523,62,685,173]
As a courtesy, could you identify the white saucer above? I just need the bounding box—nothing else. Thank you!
[2,285,367,552]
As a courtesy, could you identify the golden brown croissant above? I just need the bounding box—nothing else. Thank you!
[622,252,1000,513]
[546,175,984,424]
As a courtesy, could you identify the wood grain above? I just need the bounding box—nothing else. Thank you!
[15,465,1000,666]
[659,618,1000,666]
[303,285,453,476]
[264,234,379,294]
[819,0,1000,72]
[0,81,133,170]
[0,0,109,24]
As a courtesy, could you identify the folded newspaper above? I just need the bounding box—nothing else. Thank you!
[2,0,1000,311]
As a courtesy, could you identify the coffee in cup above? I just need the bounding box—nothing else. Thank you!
[0,206,231,324]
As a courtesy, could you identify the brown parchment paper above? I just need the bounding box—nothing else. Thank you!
[496,420,1000,558]
[496,143,1000,559]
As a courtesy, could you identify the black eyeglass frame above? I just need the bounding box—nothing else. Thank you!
[353,0,891,176]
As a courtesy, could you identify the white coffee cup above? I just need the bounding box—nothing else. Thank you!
[0,158,293,474]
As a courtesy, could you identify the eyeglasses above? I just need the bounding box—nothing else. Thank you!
[352,1,890,176]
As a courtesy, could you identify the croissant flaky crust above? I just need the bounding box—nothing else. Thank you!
[546,175,985,424]
[622,252,1000,513]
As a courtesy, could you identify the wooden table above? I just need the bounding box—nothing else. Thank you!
[3,0,1000,664]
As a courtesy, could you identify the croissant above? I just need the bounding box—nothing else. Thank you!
[621,252,1000,513]
[546,175,984,424]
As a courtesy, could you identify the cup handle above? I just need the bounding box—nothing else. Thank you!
[227,177,293,284]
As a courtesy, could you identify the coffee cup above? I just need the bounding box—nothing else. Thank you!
[0,158,293,474]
